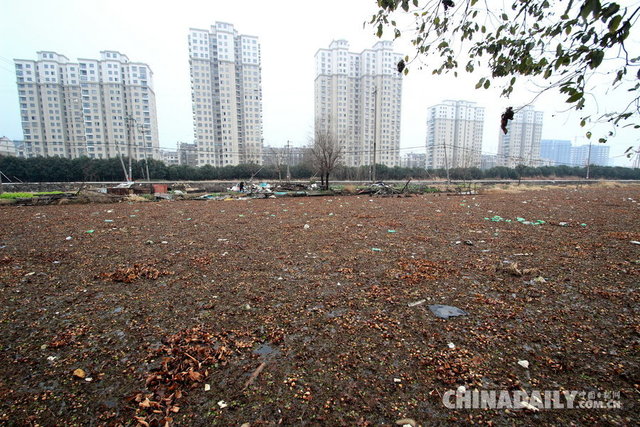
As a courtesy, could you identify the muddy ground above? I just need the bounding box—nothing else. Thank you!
[0,186,638,426]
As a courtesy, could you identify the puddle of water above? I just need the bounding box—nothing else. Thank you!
[253,343,280,358]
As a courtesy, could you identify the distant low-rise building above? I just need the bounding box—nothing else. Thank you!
[262,145,309,167]
[0,137,17,157]
[402,152,426,168]
[480,154,498,170]
[177,142,198,167]
[160,149,179,165]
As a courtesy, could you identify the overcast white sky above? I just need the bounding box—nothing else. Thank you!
[1,0,638,166]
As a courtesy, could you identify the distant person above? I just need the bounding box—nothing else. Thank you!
[239,181,245,192]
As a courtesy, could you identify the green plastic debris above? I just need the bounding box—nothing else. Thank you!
[516,217,526,222]
[86,230,94,234]
[505,219,512,223]
[581,223,587,227]
[238,214,244,217]
[388,230,396,233]
[371,248,382,252]
[104,219,114,223]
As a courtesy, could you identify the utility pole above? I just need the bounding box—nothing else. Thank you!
[125,115,133,182]
[138,124,151,181]
[114,129,129,182]
[286,140,291,182]
[443,143,451,184]
[372,86,378,183]
[586,138,592,179]
[0,169,3,195]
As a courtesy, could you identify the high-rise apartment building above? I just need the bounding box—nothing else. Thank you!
[314,40,402,167]
[189,22,263,167]
[497,105,543,167]
[425,100,484,169]
[14,51,159,160]
[540,139,572,166]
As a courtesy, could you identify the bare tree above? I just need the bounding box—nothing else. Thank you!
[310,125,343,190]
[267,146,286,181]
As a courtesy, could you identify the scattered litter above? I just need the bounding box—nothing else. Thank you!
[429,304,468,319]
[145,240,154,245]
[72,368,86,379]
[581,223,587,227]
[217,400,228,409]
[558,222,568,227]
[241,303,251,311]
[388,229,396,233]
[532,276,547,284]
[407,299,426,307]
[631,241,640,245]
[85,230,94,234]
[518,360,530,369]
[521,401,540,411]
[448,342,456,349]
[65,236,73,241]
[393,378,402,383]
[395,419,416,427]
[161,241,168,244]
[204,384,211,391]
[486,215,544,225]
[464,240,474,246]
[303,224,310,230]
[47,356,56,361]
[104,219,114,223]
[371,248,383,252]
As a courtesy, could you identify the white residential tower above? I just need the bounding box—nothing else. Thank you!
[425,100,484,169]
[189,22,263,166]
[314,40,402,167]
[14,51,159,160]
[497,105,544,167]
